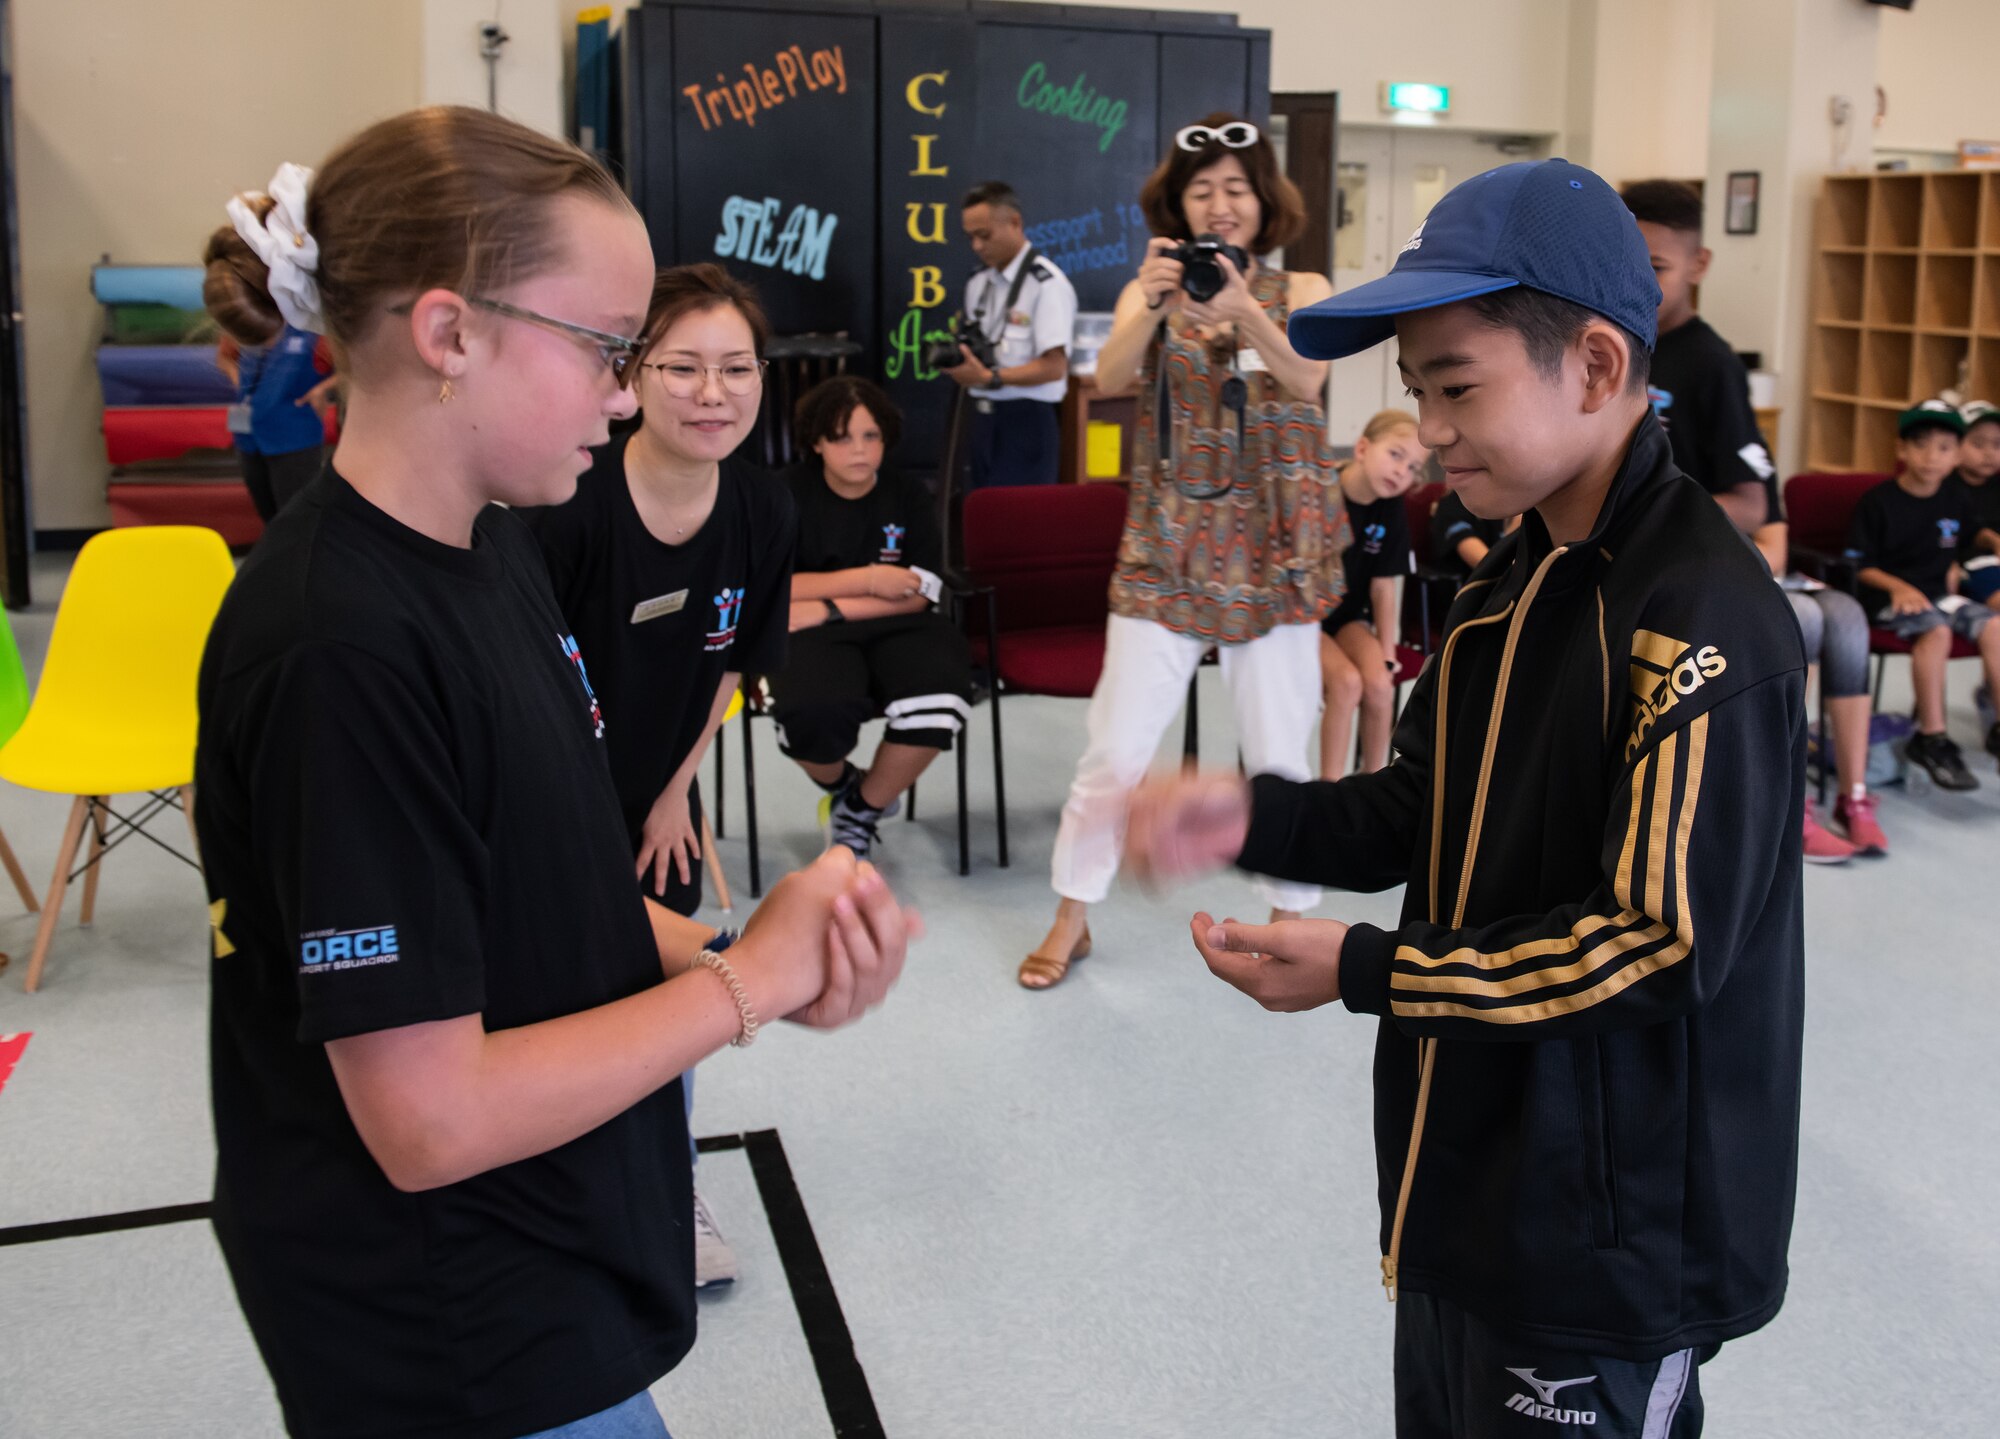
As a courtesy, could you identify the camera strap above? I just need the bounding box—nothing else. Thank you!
[979,246,1041,342]
[1157,325,1248,499]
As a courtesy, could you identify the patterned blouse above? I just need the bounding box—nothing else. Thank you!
[1107,266,1347,645]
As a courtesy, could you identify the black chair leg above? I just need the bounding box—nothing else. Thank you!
[713,724,726,839]
[1872,654,1887,710]
[1817,688,1830,806]
[1182,673,1200,765]
[957,730,970,876]
[742,706,762,900]
[906,779,917,822]
[991,687,1009,868]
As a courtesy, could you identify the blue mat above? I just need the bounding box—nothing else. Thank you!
[93,265,206,310]
[97,344,234,406]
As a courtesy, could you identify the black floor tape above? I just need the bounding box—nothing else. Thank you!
[3,1130,883,1436]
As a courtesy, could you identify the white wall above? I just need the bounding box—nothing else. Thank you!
[1875,0,2000,156]
[13,3,423,532]
[1570,0,1716,185]
[1070,0,1577,138]
[420,0,566,137]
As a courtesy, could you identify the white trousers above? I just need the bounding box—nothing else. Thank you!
[1050,614,1324,912]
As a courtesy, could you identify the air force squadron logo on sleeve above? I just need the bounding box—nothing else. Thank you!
[298,925,401,974]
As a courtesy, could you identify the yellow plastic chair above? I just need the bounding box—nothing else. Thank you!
[0,527,237,990]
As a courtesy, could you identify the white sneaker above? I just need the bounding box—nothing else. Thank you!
[692,1189,738,1290]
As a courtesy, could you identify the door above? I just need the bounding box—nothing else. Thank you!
[1326,127,1550,448]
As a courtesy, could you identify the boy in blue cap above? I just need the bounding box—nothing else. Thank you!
[1125,160,1804,1437]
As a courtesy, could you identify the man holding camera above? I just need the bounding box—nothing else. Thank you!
[944,181,1078,489]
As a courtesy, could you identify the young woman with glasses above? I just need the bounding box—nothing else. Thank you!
[194,110,908,1439]
[1021,112,1348,990]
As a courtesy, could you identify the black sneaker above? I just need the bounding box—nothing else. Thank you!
[1908,731,1980,791]
[825,778,889,859]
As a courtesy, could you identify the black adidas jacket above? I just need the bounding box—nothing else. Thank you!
[1239,416,1805,1361]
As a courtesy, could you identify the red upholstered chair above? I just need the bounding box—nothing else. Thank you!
[963,482,1188,842]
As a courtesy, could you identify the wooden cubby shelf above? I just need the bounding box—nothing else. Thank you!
[1870,175,1924,249]
[1807,172,2000,473]
[1924,173,1983,251]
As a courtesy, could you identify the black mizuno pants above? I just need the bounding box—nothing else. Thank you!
[1395,1291,1704,1438]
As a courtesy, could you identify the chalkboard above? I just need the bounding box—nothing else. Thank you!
[624,0,1271,473]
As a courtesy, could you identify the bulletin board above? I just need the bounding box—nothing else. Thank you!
[622,0,1271,469]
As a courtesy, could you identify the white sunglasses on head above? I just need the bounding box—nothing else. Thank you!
[1175,121,1260,152]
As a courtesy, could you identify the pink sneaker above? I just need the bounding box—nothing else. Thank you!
[1834,792,1889,856]
[1802,801,1857,865]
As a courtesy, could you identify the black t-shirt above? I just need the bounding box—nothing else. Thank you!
[1429,491,1505,578]
[1847,476,1980,612]
[1958,470,2000,552]
[522,438,797,853]
[1340,489,1415,604]
[1649,316,1779,526]
[195,470,693,1439]
[785,463,943,575]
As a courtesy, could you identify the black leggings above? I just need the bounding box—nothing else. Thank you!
[766,612,973,765]
[240,445,326,523]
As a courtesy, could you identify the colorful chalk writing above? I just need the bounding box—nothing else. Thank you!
[884,306,957,382]
[885,67,956,380]
[715,196,840,280]
[1024,202,1145,277]
[682,44,848,132]
[1016,62,1128,153]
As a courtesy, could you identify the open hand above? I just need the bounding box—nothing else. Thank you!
[637,782,700,898]
[1189,911,1347,1012]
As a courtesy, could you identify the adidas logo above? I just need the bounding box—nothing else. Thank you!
[1625,628,1727,760]
[1399,221,1426,256]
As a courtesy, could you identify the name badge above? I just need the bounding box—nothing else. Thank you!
[630,590,689,624]
[1236,348,1270,373]
[225,402,253,434]
[1008,308,1032,327]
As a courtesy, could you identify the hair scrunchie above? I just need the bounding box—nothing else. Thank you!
[225,162,323,334]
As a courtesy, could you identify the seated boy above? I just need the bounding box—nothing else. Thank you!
[1125,159,1805,1438]
[1957,400,2000,610]
[1849,400,2000,787]
[1429,488,1518,581]
[768,377,975,858]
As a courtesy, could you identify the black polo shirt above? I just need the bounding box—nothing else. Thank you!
[196,468,693,1439]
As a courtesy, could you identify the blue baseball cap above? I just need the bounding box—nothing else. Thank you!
[1288,159,1662,361]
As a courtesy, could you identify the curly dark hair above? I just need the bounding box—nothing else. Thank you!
[795,375,901,454]
[1138,112,1305,256]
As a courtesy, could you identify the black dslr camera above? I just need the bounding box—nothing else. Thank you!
[1169,233,1250,302]
[924,313,998,373]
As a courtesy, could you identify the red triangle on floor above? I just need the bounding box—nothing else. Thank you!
[0,1033,31,1096]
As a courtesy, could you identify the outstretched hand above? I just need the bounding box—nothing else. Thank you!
[1189,911,1347,1013]
[1124,771,1252,888]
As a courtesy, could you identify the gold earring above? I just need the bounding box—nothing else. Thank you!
[438,377,455,405]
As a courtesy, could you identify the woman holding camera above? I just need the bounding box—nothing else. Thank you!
[1022,112,1346,989]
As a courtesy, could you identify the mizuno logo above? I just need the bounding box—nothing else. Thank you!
[1503,1368,1597,1426]
[1624,628,1727,761]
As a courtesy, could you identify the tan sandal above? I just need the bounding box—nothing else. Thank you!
[1019,928,1091,990]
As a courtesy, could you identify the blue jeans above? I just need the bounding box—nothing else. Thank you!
[518,1391,669,1439]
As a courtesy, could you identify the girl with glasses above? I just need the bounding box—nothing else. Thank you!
[523,264,798,1292]
[194,108,909,1439]
[1022,111,1347,989]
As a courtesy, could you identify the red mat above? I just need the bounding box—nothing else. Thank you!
[107,482,263,548]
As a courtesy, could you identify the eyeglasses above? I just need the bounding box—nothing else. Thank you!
[468,298,648,386]
[640,359,768,398]
[1175,121,1261,152]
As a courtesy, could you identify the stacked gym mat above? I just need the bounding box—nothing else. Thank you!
[94,264,325,546]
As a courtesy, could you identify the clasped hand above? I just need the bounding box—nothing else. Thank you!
[732,847,919,1030]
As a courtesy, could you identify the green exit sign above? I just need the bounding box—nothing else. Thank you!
[1382,82,1450,115]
